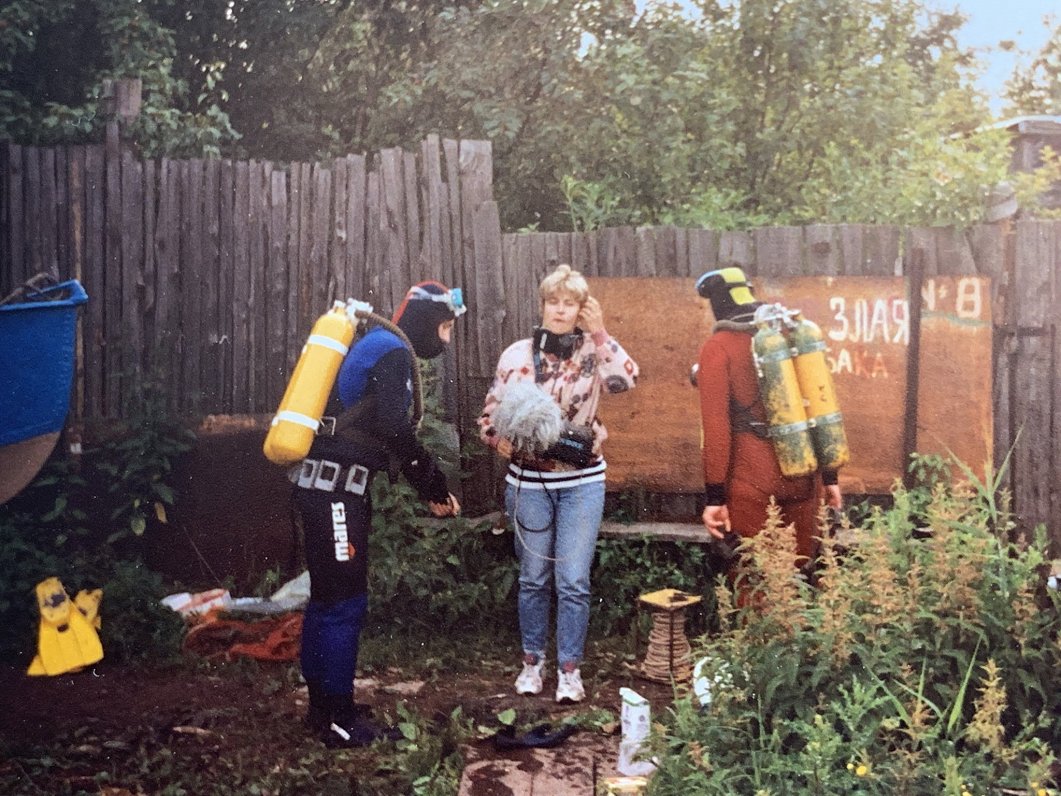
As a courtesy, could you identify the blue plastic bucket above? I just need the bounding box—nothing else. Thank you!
[0,280,88,446]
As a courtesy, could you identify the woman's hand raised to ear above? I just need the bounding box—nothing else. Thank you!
[577,296,605,334]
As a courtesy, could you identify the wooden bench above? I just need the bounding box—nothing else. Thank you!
[599,520,708,544]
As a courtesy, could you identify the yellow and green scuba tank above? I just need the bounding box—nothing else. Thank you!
[788,313,850,470]
[751,303,849,478]
[752,312,818,478]
[27,577,104,676]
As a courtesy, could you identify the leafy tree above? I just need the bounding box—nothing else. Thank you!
[145,0,486,161]
[1000,19,1061,218]
[144,0,345,160]
[0,0,236,156]
[1,0,1032,227]
[372,0,638,228]
[562,0,1008,227]
[309,0,1010,229]
[560,4,754,227]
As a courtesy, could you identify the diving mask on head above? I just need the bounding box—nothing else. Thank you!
[406,285,466,317]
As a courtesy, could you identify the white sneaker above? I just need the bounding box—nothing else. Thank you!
[555,668,585,703]
[515,659,544,695]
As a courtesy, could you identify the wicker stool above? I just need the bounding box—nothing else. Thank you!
[637,588,701,684]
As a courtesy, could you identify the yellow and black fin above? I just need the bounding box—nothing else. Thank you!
[28,577,103,676]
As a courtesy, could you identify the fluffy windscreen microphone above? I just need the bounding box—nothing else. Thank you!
[492,382,563,455]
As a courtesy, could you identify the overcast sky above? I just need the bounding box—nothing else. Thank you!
[935,0,1056,114]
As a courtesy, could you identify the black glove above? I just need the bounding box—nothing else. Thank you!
[705,531,742,576]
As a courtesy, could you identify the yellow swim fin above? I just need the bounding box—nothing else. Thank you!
[28,577,103,676]
[75,588,103,630]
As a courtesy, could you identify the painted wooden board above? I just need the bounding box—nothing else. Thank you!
[591,276,993,494]
[589,278,713,493]
[912,276,994,483]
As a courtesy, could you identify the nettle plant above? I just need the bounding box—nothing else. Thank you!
[365,361,518,635]
[650,454,1060,796]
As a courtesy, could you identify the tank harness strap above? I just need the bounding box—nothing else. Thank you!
[729,397,771,440]
[289,458,370,495]
[275,410,320,432]
[306,334,350,356]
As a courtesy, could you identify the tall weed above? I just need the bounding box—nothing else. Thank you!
[650,454,1060,795]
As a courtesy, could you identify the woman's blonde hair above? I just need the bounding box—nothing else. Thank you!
[539,264,588,305]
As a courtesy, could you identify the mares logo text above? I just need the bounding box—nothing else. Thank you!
[330,501,352,562]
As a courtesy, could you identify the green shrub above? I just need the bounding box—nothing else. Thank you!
[0,383,192,664]
[592,536,710,637]
[96,559,185,664]
[648,454,1060,795]
[0,512,65,660]
[89,389,196,547]
[365,362,518,634]
[367,478,518,633]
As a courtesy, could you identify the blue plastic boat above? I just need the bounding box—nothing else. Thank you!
[0,278,88,504]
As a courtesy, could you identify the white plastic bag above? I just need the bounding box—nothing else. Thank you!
[160,589,231,616]
[617,687,657,777]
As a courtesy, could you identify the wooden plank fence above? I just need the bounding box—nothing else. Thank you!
[1,137,499,430]
[1,139,1058,539]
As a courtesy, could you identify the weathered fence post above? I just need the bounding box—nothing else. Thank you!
[901,247,925,489]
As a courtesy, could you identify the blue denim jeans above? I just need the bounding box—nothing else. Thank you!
[505,479,606,668]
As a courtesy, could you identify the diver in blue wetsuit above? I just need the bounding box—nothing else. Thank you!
[294,281,464,748]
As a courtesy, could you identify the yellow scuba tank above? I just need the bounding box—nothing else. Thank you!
[751,307,818,478]
[788,314,850,470]
[263,301,359,465]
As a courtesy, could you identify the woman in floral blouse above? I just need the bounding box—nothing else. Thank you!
[479,264,638,703]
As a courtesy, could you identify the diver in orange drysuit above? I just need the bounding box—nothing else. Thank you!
[695,268,842,563]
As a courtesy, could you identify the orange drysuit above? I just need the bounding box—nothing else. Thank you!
[698,324,831,560]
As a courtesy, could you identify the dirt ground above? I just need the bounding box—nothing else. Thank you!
[0,643,678,795]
